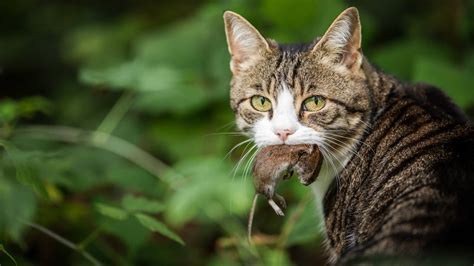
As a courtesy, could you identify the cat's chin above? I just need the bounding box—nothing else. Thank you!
[256,141,318,147]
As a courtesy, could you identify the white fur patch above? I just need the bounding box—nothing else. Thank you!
[271,84,299,134]
[251,82,354,236]
[326,18,352,52]
[316,10,362,74]
[229,17,260,51]
[226,15,266,71]
[253,83,325,147]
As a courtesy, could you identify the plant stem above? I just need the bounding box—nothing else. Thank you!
[78,227,102,251]
[277,191,313,248]
[0,243,18,266]
[14,125,184,188]
[94,92,135,143]
[22,220,103,266]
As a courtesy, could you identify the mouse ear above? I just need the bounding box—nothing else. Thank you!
[311,7,362,73]
[223,11,274,74]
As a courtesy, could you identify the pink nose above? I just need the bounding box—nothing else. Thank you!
[275,129,294,142]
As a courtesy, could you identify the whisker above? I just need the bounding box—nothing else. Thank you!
[318,145,340,189]
[204,132,245,137]
[324,125,370,135]
[321,139,350,159]
[222,138,253,161]
[322,143,345,170]
[242,147,260,182]
[357,118,373,130]
[325,145,346,190]
[323,132,374,153]
[231,142,255,180]
[322,135,357,153]
[215,121,237,132]
[232,143,257,181]
[322,136,365,164]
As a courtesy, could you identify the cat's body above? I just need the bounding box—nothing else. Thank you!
[323,77,474,264]
[223,7,474,264]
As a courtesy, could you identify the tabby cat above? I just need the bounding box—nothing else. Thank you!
[223,7,474,264]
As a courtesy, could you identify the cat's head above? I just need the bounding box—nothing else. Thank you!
[224,7,372,160]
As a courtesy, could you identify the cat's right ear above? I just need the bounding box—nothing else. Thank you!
[311,7,362,73]
[223,11,273,74]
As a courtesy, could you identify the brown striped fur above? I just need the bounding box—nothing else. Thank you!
[323,79,474,264]
[224,7,474,264]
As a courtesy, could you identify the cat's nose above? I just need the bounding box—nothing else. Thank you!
[275,129,295,142]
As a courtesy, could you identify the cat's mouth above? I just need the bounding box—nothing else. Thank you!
[255,144,324,186]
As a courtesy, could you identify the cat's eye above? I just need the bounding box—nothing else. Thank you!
[250,95,272,112]
[302,96,326,112]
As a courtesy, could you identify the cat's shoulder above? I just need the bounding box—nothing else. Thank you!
[401,83,470,123]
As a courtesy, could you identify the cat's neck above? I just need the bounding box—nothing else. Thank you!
[311,58,400,235]
[312,158,348,218]
[311,143,354,235]
[362,57,401,109]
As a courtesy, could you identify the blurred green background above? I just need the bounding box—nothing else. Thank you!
[1,0,474,265]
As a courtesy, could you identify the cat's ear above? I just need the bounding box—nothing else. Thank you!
[312,7,362,72]
[223,11,273,74]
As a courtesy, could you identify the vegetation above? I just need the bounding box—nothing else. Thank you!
[1,0,473,265]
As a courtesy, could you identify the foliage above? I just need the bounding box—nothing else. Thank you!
[1,0,474,265]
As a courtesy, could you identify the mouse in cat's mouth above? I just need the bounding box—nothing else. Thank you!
[248,144,323,243]
[252,144,323,214]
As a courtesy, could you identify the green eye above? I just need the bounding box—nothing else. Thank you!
[250,95,272,112]
[303,96,326,112]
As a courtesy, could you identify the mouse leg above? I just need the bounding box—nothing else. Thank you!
[268,198,285,216]
[274,193,286,209]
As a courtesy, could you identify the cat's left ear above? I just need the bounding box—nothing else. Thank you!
[223,11,273,74]
[312,7,362,72]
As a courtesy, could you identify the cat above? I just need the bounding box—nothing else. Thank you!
[223,7,474,264]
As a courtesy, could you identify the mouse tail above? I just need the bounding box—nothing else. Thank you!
[247,193,259,245]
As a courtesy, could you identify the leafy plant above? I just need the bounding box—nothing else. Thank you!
[1,0,473,265]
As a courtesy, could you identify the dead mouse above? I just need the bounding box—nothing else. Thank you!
[247,144,323,243]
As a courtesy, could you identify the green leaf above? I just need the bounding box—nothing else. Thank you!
[371,39,452,80]
[121,194,165,213]
[95,203,128,220]
[79,62,140,90]
[99,215,150,253]
[132,83,208,115]
[0,99,18,124]
[104,161,161,196]
[147,116,233,161]
[0,178,37,242]
[413,57,474,108]
[261,0,318,31]
[134,213,184,245]
[79,6,229,115]
[208,254,241,266]
[262,248,293,266]
[63,20,144,66]
[1,143,52,199]
[16,96,51,118]
[284,198,321,246]
[0,97,51,125]
[164,157,253,226]
[0,244,17,266]
[261,0,345,42]
[14,161,48,199]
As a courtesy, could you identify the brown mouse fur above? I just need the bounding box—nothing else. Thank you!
[248,144,323,243]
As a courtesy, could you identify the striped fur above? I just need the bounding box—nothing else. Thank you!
[224,7,474,264]
[323,80,474,264]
